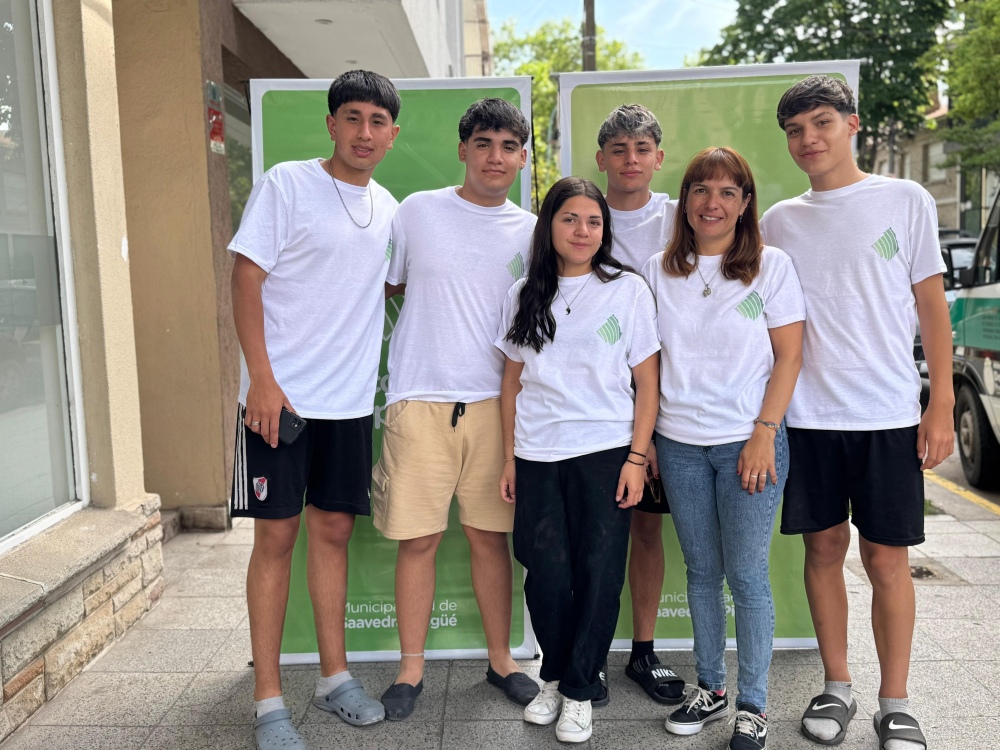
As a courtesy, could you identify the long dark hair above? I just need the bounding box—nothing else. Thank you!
[662,147,763,285]
[506,177,630,352]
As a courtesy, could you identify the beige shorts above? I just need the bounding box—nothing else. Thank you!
[372,398,513,540]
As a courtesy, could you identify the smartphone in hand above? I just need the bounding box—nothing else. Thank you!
[278,408,307,446]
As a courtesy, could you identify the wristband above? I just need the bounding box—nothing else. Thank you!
[626,458,644,466]
[754,418,780,433]
[628,450,646,459]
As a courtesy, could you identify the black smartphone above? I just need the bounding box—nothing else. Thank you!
[278,408,307,445]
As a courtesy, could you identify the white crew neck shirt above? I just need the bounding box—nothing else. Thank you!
[495,271,660,461]
[609,192,677,270]
[642,247,805,445]
[385,187,536,405]
[761,175,945,430]
[228,158,397,419]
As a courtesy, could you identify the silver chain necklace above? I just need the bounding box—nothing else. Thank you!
[327,161,373,229]
[556,273,594,314]
[695,259,722,297]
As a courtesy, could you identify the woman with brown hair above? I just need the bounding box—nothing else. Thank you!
[641,148,804,750]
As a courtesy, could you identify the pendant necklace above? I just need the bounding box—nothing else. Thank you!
[327,161,373,229]
[556,272,594,314]
[695,259,722,297]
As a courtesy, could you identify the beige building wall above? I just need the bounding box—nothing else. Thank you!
[114,0,228,517]
[873,127,960,231]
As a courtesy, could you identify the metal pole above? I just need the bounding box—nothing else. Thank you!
[582,0,596,71]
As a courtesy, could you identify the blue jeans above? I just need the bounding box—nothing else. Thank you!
[656,428,789,711]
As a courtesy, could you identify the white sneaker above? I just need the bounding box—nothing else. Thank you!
[555,697,592,743]
[524,680,562,725]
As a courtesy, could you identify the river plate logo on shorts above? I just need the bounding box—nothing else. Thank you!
[736,291,764,320]
[872,227,899,260]
[507,252,525,279]
[253,476,268,502]
[597,314,622,344]
[385,238,393,262]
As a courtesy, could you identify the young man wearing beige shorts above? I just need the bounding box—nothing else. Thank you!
[374,99,538,720]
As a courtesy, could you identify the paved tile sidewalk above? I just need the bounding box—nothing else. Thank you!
[3,476,997,749]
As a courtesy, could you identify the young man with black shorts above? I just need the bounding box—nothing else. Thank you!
[229,70,400,749]
[761,75,953,749]
[373,98,538,720]
[595,104,683,707]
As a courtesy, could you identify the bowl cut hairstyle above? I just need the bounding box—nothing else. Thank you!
[328,69,401,122]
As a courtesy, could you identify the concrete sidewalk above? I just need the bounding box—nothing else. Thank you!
[3,474,998,749]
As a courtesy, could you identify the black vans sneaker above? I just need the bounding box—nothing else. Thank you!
[664,683,729,735]
[729,703,767,749]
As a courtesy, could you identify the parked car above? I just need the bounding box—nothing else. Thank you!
[950,191,1000,489]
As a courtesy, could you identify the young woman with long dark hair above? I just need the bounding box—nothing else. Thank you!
[495,176,660,744]
[643,148,804,750]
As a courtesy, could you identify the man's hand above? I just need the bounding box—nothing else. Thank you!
[500,460,516,504]
[245,377,293,449]
[917,401,954,470]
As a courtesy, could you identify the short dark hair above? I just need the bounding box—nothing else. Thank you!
[458,98,530,146]
[328,70,401,121]
[776,75,855,130]
[597,104,662,148]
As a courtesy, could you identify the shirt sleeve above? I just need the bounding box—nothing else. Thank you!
[494,283,524,362]
[908,189,947,285]
[386,209,408,285]
[227,173,288,273]
[763,249,806,329]
[759,208,778,250]
[627,277,660,368]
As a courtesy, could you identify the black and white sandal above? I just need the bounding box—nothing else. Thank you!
[624,655,685,705]
[873,712,926,750]
[800,693,856,745]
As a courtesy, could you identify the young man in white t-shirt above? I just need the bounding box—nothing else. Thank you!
[229,70,400,749]
[595,104,683,708]
[373,99,538,719]
[761,75,954,750]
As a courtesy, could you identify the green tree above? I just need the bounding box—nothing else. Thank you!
[931,0,1000,173]
[493,19,644,208]
[699,0,951,172]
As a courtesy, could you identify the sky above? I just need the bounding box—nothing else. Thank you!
[487,0,739,70]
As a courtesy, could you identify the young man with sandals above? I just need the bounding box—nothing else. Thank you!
[229,70,400,749]
[374,98,539,719]
[595,103,685,708]
[761,75,953,750]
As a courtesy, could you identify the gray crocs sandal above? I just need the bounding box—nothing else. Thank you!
[800,693,857,745]
[312,677,385,726]
[254,708,308,750]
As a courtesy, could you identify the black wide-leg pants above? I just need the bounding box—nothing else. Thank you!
[513,445,633,701]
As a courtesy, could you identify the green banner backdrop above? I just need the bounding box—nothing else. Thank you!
[558,62,860,647]
[250,77,535,661]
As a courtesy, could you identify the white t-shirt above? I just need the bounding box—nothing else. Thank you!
[495,271,660,461]
[228,159,397,419]
[761,175,945,430]
[385,187,536,404]
[609,192,677,270]
[642,247,805,445]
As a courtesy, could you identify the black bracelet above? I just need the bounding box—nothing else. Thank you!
[628,450,646,458]
[626,458,644,466]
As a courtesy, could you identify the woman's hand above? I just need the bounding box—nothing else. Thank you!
[616,460,645,508]
[500,460,516,504]
[737,428,777,495]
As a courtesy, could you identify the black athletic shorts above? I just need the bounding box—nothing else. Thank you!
[230,405,373,520]
[780,426,924,546]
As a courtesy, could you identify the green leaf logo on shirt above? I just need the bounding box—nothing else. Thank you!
[736,291,764,320]
[597,314,622,345]
[385,238,393,262]
[872,227,899,261]
[507,252,525,279]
